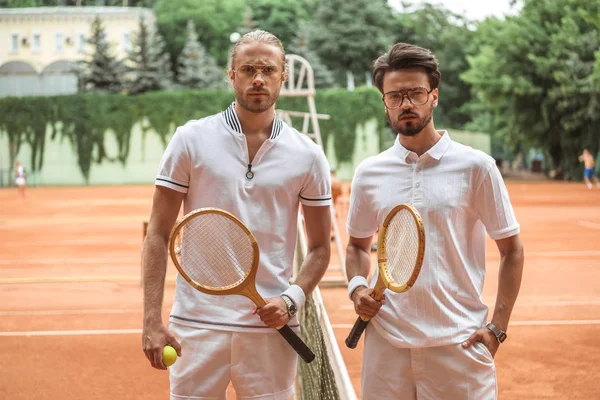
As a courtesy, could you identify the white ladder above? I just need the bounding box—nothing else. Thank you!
[278,54,347,286]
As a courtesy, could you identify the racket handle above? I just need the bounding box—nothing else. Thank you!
[278,324,315,363]
[345,316,370,349]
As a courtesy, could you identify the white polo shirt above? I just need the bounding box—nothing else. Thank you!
[347,131,520,348]
[156,103,332,332]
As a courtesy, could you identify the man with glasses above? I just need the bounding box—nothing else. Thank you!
[345,42,524,399]
[142,30,332,400]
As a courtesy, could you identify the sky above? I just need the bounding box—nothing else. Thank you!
[388,0,521,21]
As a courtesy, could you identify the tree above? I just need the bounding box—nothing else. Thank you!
[78,16,122,92]
[153,0,246,69]
[311,0,394,88]
[176,20,225,89]
[462,0,600,178]
[247,0,304,48]
[124,17,173,94]
[288,25,335,89]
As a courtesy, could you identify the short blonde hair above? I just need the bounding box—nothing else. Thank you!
[228,30,286,70]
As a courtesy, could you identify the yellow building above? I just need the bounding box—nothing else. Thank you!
[0,6,155,97]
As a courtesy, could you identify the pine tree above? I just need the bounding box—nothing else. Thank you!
[288,26,336,89]
[177,20,225,89]
[124,17,173,94]
[78,16,122,92]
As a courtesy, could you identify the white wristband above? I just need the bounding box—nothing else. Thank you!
[282,284,306,310]
[347,275,369,300]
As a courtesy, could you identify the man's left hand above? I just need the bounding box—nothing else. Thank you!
[461,326,500,358]
[252,297,290,328]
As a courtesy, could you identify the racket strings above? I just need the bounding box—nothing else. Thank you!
[176,213,254,289]
[385,210,420,285]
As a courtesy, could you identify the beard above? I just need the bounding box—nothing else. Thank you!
[234,85,281,114]
[387,104,433,137]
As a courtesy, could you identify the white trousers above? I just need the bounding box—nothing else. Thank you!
[169,323,296,400]
[361,325,497,400]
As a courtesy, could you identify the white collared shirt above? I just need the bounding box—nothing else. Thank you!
[156,103,332,332]
[347,131,520,347]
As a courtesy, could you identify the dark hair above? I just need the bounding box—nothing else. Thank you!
[372,43,441,93]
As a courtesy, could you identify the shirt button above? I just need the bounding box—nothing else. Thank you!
[416,182,421,188]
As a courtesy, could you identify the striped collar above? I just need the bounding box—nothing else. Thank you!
[221,102,284,140]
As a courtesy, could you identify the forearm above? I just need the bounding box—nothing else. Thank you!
[491,247,524,332]
[142,233,169,326]
[346,244,371,281]
[293,244,330,297]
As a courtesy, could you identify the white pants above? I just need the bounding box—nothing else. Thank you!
[361,325,497,400]
[169,323,297,400]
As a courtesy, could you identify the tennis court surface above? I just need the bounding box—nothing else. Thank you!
[1,181,599,399]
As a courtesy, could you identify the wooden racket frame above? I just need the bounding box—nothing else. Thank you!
[168,207,315,363]
[169,207,267,307]
[345,204,425,349]
[371,203,426,301]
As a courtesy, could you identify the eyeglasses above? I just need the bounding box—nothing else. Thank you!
[382,87,435,109]
[233,64,282,80]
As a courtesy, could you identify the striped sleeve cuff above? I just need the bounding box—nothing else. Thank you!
[299,194,332,207]
[155,176,189,193]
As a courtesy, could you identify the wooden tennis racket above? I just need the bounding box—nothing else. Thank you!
[169,207,315,363]
[345,204,426,349]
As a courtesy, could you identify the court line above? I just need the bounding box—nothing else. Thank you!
[330,320,600,329]
[0,258,139,265]
[0,329,142,337]
[339,300,600,310]
[579,221,600,230]
[2,320,600,338]
[0,309,141,316]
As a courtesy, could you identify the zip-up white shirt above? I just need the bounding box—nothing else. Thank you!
[156,103,332,332]
[347,131,520,347]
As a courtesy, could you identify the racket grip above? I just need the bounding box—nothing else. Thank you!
[278,324,315,363]
[345,316,370,349]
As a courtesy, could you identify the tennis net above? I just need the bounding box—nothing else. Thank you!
[293,213,357,400]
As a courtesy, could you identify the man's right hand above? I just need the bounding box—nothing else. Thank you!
[142,322,182,370]
[351,287,385,321]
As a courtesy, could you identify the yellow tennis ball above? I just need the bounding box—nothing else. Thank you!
[162,345,178,367]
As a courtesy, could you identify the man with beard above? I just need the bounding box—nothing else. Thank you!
[345,43,524,399]
[142,30,332,400]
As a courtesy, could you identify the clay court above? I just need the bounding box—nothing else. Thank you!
[1,181,599,399]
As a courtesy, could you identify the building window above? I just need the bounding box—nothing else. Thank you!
[11,33,19,53]
[77,32,86,53]
[55,32,64,52]
[32,33,41,53]
[122,30,131,53]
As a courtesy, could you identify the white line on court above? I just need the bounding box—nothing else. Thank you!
[3,320,600,338]
[0,258,138,265]
[0,309,141,316]
[0,329,141,337]
[579,221,600,230]
[330,320,600,329]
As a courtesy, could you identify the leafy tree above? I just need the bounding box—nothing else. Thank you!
[247,0,304,48]
[176,20,225,89]
[124,17,173,94]
[288,25,335,89]
[462,0,600,178]
[78,16,122,92]
[311,0,394,87]
[153,0,246,69]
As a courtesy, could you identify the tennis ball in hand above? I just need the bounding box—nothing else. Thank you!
[162,345,178,367]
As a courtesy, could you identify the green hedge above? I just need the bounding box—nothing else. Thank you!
[0,87,387,181]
